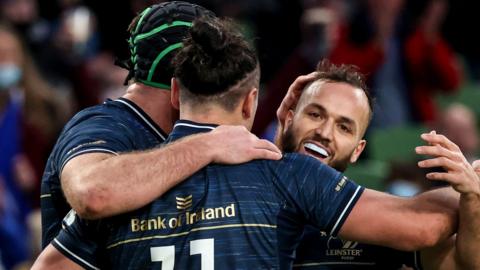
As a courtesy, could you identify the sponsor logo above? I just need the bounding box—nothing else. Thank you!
[131,203,236,232]
[62,209,77,228]
[335,176,347,192]
[326,236,363,260]
[176,195,192,210]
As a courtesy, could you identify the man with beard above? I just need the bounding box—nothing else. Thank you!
[32,16,479,269]
[277,61,480,270]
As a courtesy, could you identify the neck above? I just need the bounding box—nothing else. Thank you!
[180,104,248,129]
[123,82,176,133]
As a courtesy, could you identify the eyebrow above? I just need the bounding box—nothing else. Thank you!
[306,103,357,129]
[338,116,355,128]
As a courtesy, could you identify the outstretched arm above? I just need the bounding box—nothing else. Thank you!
[416,133,480,270]
[338,185,458,251]
[63,125,282,219]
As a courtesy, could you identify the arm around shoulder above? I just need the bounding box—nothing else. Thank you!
[62,126,281,219]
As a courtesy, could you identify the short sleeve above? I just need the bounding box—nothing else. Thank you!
[51,210,102,270]
[280,154,364,236]
[54,114,134,174]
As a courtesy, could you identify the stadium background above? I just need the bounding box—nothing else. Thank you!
[0,0,478,268]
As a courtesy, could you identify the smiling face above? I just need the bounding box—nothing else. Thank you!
[281,80,370,172]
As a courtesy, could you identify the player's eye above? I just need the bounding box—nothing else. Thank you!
[338,124,352,134]
[307,112,321,119]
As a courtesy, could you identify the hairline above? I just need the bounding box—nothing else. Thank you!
[295,78,372,137]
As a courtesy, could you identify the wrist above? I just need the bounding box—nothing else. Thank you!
[198,132,220,163]
[461,190,480,202]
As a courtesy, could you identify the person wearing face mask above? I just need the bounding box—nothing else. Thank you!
[0,23,69,269]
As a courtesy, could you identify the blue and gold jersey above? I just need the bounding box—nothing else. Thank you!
[291,226,421,269]
[41,98,167,248]
[53,120,364,269]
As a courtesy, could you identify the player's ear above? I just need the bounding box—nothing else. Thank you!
[241,87,258,120]
[274,109,294,149]
[284,110,295,132]
[350,139,366,163]
[171,77,180,110]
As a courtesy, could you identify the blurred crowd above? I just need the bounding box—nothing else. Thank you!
[0,0,478,269]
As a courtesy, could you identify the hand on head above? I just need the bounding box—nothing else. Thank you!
[275,72,317,143]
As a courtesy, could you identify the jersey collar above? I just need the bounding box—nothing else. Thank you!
[167,120,217,142]
[113,98,168,141]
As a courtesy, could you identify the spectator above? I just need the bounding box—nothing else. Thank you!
[437,103,478,163]
[404,0,462,124]
[329,0,412,129]
[37,3,99,109]
[0,23,69,268]
[0,0,51,58]
[329,0,462,128]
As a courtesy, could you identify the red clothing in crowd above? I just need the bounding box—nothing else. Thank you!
[404,29,461,122]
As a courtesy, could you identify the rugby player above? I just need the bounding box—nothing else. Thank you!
[32,16,469,269]
[276,61,480,269]
[40,1,282,249]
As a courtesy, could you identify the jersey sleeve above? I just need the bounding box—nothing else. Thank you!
[398,250,423,270]
[54,114,134,174]
[51,210,102,270]
[280,154,364,236]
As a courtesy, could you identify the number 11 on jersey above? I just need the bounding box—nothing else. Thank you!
[151,238,214,270]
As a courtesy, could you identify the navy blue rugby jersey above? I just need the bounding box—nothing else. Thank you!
[52,120,364,270]
[40,98,167,247]
[291,226,422,270]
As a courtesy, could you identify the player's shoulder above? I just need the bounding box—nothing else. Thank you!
[282,152,323,164]
[60,99,134,136]
[268,152,329,171]
[256,152,335,181]
[67,100,124,125]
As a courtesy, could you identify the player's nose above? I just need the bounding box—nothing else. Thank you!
[315,119,334,142]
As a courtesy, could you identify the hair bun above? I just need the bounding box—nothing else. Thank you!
[190,17,227,55]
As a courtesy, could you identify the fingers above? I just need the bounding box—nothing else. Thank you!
[288,72,318,95]
[248,138,282,160]
[211,125,283,163]
[418,156,459,171]
[254,139,282,154]
[417,132,480,195]
[472,160,480,172]
[415,145,456,161]
[425,172,459,184]
[251,148,283,161]
[276,99,295,124]
[420,132,460,152]
[277,72,318,122]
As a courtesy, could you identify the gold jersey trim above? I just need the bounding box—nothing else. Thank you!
[107,223,277,249]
